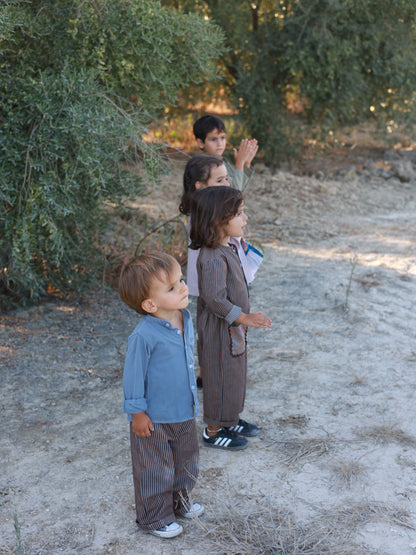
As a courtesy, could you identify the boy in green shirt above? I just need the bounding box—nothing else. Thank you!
[193,114,258,192]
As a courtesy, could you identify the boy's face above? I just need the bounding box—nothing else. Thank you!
[196,128,226,157]
[142,262,189,317]
[195,164,229,189]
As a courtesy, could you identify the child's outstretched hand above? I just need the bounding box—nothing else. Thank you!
[132,411,154,437]
[233,138,258,170]
[236,311,272,329]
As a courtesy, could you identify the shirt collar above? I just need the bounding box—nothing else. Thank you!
[145,309,190,330]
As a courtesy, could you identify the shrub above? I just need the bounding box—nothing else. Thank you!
[0,69,150,303]
[0,0,223,305]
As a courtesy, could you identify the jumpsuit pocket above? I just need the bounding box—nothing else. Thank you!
[229,324,247,357]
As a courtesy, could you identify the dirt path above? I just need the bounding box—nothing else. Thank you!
[2,147,416,554]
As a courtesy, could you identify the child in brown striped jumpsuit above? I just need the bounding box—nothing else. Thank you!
[189,186,272,451]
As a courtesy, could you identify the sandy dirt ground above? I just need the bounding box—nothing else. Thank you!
[2,144,416,554]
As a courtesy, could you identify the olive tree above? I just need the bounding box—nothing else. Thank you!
[164,0,416,162]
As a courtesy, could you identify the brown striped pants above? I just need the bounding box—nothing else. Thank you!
[129,419,199,530]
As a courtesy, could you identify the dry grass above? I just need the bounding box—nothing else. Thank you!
[281,438,331,467]
[264,436,334,467]
[355,424,416,447]
[319,501,415,531]
[200,498,414,555]
[277,415,310,429]
[202,506,356,555]
[331,459,367,488]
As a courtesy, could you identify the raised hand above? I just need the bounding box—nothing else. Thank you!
[233,138,252,169]
[246,139,258,167]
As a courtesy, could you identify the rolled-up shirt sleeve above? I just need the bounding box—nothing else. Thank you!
[199,257,242,324]
[224,159,254,192]
[123,333,149,416]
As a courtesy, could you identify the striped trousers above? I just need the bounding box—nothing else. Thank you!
[129,419,199,530]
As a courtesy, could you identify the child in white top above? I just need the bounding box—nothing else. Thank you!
[179,154,263,387]
[179,154,262,297]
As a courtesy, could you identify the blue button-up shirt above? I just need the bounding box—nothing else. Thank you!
[123,309,199,423]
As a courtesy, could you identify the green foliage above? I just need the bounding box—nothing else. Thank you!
[0,0,223,305]
[1,0,223,114]
[283,0,416,124]
[0,68,148,302]
[68,3,222,112]
[0,2,20,41]
[164,0,416,162]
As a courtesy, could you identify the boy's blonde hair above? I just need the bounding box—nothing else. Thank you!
[119,251,178,315]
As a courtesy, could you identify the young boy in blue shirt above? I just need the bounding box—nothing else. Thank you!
[193,114,258,192]
[119,252,202,539]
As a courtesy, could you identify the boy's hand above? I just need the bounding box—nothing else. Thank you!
[246,139,258,167]
[233,138,258,169]
[236,311,272,328]
[132,411,154,437]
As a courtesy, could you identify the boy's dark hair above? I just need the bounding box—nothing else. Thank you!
[119,251,178,315]
[179,154,224,215]
[189,186,243,250]
[193,115,226,142]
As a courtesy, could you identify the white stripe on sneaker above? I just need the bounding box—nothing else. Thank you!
[215,437,231,447]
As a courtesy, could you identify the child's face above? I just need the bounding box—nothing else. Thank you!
[142,262,189,317]
[196,164,229,189]
[222,203,247,242]
[197,128,226,157]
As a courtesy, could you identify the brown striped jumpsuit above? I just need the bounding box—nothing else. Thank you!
[197,244,250,427]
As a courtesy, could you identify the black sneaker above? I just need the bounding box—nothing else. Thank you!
[196,376,203,389]
[202,427,248,450]
[225,419,259,437]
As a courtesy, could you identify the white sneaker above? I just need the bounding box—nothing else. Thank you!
[148,521,183,538]
[181,502,204,519]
